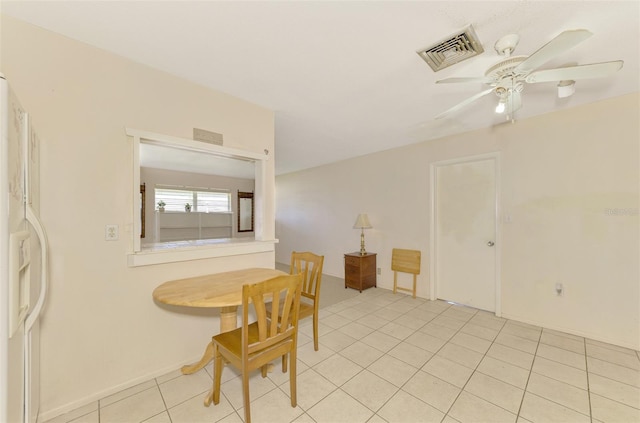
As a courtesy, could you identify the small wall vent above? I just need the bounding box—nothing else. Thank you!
[417,25,484,72]
[193,128,223,146]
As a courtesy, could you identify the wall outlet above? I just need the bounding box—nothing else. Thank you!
[555,283,563,296]
[105,225,119,241]
[377,268,381,275]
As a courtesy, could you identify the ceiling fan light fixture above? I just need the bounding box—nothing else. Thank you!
[557,80,576,98]
[495,101,506,114]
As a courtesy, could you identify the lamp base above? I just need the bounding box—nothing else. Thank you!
[360,230,367,255]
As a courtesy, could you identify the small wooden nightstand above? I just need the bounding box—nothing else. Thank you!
[344,252,377,292]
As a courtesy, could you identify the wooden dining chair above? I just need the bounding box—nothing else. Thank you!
[205,273,303,423]
[392,248,421,298]
[268,251,324,352]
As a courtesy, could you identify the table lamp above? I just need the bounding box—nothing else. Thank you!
[353,213,372,255]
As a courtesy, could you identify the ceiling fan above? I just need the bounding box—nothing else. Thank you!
[434,29,623,120]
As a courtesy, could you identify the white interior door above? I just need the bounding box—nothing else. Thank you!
[434,157,497,312]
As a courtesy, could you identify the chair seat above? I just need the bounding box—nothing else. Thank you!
[298,302,314,319]
[213,322,258,357]
[214,322,293,367]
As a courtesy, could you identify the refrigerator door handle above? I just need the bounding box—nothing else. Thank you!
[8,230,31,338]
[24,205,48,332]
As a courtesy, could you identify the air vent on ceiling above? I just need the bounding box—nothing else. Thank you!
[417,25,484,72]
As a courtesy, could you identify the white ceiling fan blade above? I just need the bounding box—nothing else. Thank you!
[525,60,624,83]
[436,77,494,84]
[514,29,593,74]
[435,88,494,119]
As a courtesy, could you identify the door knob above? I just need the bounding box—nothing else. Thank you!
[487,241,495,247]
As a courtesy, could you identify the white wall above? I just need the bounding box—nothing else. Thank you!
[276,93,639,350]
[1,15,276,419]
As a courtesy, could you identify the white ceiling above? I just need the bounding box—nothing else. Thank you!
[3,1,639,176]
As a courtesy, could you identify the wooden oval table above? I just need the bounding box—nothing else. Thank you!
[153,267,286,374]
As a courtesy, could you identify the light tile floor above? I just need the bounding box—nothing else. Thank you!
[45,288,640,423]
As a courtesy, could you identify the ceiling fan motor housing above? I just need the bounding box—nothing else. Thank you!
[494,34,520,56]
[485,56,528,82]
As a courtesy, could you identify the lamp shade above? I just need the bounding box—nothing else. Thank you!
[353,213,372,229]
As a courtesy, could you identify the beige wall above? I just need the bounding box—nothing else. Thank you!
[1,15,275,419]
[276,93,639,350]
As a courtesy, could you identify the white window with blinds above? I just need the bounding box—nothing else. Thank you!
[155,186,231,212]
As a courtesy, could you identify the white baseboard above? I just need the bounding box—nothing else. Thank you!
[38,356,201,423]
[500,312,639,351]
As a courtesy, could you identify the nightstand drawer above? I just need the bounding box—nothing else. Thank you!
[345,255,361,267]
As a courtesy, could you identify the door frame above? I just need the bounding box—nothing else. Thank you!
[429,152,502,317]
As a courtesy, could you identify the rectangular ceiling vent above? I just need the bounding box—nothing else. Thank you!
[417,25,484,72]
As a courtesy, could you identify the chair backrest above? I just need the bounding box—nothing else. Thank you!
[242,273,303,356]
[391,248,421,275]
[289,251,324,302]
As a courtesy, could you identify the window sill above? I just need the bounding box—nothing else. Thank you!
[127,238,278,267]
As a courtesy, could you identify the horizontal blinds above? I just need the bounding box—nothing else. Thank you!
[155,188,230,212]
[196,191,230,212]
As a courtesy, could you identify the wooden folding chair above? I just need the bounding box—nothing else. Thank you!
[392,248,421,298]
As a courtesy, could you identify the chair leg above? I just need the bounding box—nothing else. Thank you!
[393,271,398,294]
[282,353,288,373]
[289,348,297,407]
[313,314,319,351]
[212,346,222,405]
[242,371,251,423]
[412,274,417,299]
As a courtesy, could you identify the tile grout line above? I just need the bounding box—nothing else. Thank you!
[438,309,530,420]
[514,325,543,419]
[328,296,449,419]
[356,300,455,419]
[153,376,171,423]
[518,328,595,421]
[293,293,393,417]
[585,336,593,423]
[429,311,482,419]
[317,293,425,419]
[541,340,640,389]
[390,303,495,419]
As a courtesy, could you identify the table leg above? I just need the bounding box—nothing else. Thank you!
[181,306,238,375]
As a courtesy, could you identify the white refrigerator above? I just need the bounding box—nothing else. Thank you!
[0,74,49,423]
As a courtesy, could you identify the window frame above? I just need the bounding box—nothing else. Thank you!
[127,128,271,266]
